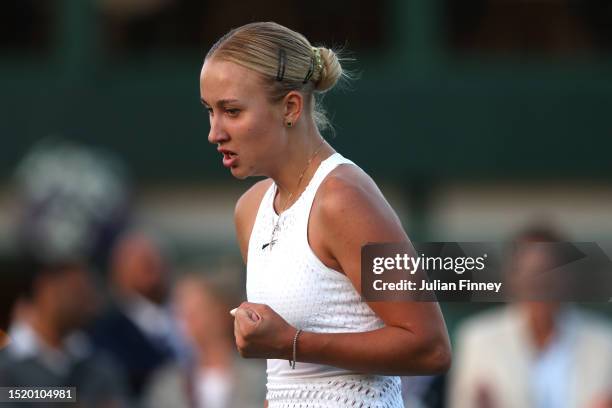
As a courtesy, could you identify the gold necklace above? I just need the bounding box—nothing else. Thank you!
[262,140,326,250]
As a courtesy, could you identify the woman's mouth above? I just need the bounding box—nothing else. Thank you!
[222,151,238,168]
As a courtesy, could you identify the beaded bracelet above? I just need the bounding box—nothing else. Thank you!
[289,329,303,369]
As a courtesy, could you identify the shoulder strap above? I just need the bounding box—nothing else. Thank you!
[300,152,356,225]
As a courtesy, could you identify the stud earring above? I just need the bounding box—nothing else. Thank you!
[286,121,293,128]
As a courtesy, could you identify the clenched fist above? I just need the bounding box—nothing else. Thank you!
[231,302,296,360]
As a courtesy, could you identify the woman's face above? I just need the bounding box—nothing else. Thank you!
[173,280,229,348]
[200,58,286,179]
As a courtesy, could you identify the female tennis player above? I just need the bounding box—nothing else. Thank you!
[200,22,450,407]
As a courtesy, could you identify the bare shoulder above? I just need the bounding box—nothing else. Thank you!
[314,164,403,236]
[318,164,374,201]
[235,178,273,263]
[309,164,406,274]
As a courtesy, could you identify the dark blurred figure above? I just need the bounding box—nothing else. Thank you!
[143,274,266,408]
[0,251,38,348]
[88,231,175,401]
[402,375,447,408]
[449,225,612,408]
[0,254,128,408]
[0,253,30,336]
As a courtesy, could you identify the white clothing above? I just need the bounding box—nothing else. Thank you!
[247,153,403,407]
[194,367,232,408]
[531,310,576,408]
[7,320,91,376]
[449,307,612,408]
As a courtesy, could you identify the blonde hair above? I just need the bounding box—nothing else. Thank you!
[205,22,347,132]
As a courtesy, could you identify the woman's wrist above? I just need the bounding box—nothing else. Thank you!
[280,326,300,361]
[288,329,303,369]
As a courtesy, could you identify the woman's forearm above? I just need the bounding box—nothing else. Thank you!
[290,326,451,376]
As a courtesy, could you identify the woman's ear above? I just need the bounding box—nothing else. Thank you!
[283,91,303,126]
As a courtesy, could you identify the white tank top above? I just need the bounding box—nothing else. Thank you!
[246,153,404,407]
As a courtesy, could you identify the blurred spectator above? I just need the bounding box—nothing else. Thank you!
[402,375,446,408]
[143,274,266,408]
[0,253,33,334]
[0,254,128,408]
[0,251,36,341]
[448,225,612,408]
[14,139,130,268]
[88,231,176,400]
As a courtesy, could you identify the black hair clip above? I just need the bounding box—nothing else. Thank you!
[276,49,287,81]
[303,55,315,84]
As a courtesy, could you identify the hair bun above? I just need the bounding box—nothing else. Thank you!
[314,47,343,93]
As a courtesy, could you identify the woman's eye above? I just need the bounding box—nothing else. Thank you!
[226,109,240,117]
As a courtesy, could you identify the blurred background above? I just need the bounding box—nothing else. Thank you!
[0,0,611,407]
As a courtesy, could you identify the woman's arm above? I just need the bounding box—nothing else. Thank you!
[235,300,450,375]
[302,166,451,374]
[233,166,451,376]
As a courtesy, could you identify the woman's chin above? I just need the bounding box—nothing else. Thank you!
[229,165,249,180]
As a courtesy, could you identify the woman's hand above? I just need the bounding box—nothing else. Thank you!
[232,302,296,359]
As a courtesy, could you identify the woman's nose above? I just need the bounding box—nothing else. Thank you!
[207,118,229,144]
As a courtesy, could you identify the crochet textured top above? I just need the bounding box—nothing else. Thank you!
[246,153,404,408]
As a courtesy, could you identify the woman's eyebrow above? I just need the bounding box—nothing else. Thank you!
[200,97,240,107]
[217,99,240,107]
